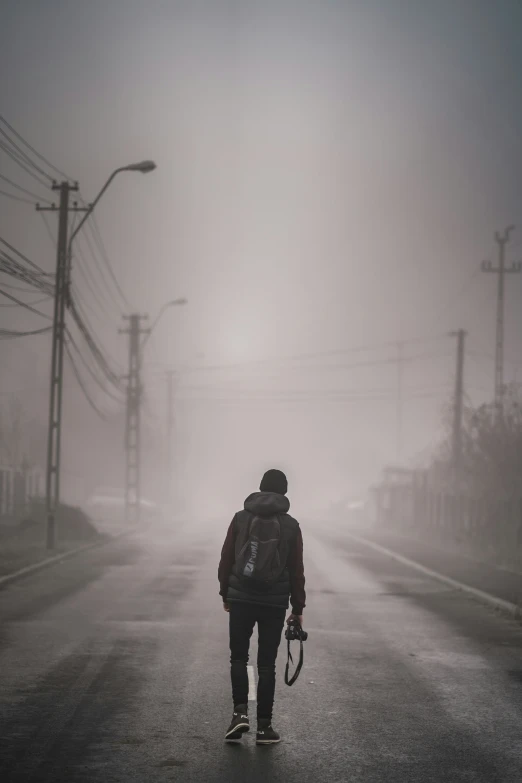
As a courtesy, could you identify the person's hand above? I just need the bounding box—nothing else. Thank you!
[287,613,303,626]
[223,602,230,612]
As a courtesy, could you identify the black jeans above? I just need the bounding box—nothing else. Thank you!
[229,601,286,721]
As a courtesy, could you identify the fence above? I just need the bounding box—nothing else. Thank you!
[370,468,522,567]
[0,465,43,521]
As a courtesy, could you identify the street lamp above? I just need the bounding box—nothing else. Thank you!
[68,160,157,260]
[122,296,187,526]
[45,160,156,550]
[141,298,188,355]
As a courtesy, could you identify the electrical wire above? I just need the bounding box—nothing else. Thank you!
[0,237,48,274]
[183,351,452,376]
[0,252,54,294]
[0,172,52,203]
[0,115,73,182]
[65,328,124,403]
[0,189,35,205]
[0,325,52,338]
[68,296,123,389]
[0,140,52,189]
[80,222,128,312]
[70,292,124,372]
[0,295,51,308]
[0,125,54,182]
[39,211,57,248]
[73,236,123,321]
[0,287,52,318]
[64,340,108,420]
[86,216,132,308]
[0,279,49,294]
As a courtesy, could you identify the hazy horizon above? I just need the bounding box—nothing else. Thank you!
[1,0,522,515]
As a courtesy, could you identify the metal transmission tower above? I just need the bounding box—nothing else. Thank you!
[120,314,150,525]
[395,341,404,463]
[450,329,467,484]
[166,369,175,505]
[482,226,521,411]
[36,182,87,549]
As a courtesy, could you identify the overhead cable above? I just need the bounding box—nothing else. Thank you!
[0,115,74,181]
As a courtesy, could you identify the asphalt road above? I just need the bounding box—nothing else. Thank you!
[1,520,522,783]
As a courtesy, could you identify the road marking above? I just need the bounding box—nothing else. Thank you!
[342,530,521,618]
[247,665,256,701]
[0,529,136,590]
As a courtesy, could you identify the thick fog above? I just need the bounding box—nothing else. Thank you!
[1,0,522,519]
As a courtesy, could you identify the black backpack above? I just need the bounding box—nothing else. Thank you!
[235,515,285,589]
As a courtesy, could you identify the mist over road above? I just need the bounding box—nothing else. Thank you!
[0,521,521,782]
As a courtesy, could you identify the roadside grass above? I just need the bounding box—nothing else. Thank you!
[0,502,105,577]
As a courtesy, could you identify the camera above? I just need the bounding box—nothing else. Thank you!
[285,618,308,642]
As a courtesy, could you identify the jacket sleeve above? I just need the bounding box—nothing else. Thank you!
[218,516,236,600]
[287,524,306,614]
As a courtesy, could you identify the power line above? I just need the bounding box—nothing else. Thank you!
[73,240,117,314]
[182,350,452,376]
[80,221,128,311]
[0,325,52,338]
[0,140,52,189]
[87,215,132,308]
[39,211,57,247]
[183,336,449,374]
[64,340,108,420]
[0,188,35,205]
[0,125,54,182]
[0,279,49,294]
[74,233,124,318]
[65,328,124,403]
[71,292,124,372]
[0,295,50,308]
[0,236,48,274]
[0,254,54,295]
[0,115,73,181]
[0,172,52,203]
[69,296,124,388]
[0,287,52,318]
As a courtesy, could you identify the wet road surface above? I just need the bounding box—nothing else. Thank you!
[0,520,521,782]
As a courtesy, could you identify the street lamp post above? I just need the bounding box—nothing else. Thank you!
[45,161,156,550]
[122,297,186,525]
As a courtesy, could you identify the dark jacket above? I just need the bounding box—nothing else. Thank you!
[218,491,306,614]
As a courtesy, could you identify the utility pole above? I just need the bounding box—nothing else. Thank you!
[481,226,521,413]
[36,182,86,550]
[166,369,175,505]
[450,329,466,484]
[396,341,404,464]
[120,314,149,525]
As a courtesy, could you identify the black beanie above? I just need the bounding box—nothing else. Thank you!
[259,469,288,496]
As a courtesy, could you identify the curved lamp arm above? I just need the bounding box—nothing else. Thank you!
[141,298,187,355]
[67,160,156,259]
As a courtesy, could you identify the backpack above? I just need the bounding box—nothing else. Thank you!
[235,515,284,589]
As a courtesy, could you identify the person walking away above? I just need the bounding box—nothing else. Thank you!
[218,469,306,744]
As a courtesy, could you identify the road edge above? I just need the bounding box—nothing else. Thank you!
[342,529,522,620]
[0,528,136,590]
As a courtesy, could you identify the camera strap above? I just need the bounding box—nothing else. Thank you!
[284,637,304,686]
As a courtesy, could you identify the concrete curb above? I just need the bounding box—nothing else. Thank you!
[342,529,522,620]
[0,528,136,590]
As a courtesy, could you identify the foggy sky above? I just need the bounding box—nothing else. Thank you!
[1,1,522,512]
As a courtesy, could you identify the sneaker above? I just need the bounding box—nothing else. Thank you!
[225,705,250,742]
[256,718,281,745]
